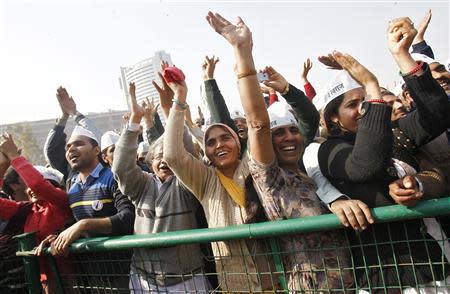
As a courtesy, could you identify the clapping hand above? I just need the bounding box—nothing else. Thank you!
[413,10,432,45]
[318,54,343,70]
[387,17,417,57]
[56,87,77,116]
[330,51,378,87]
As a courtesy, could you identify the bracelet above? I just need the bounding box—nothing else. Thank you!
[281,83,290,95]
[172,99,188,110]
[237,70,256,79]
[399,61,424,77]
[366,99,387,104]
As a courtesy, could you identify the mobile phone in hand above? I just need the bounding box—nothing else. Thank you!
[257,72,269,82]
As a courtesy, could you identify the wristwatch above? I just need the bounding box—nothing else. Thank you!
[358,101,370,117]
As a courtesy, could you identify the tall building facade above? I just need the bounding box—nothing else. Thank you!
[120,51,172,125]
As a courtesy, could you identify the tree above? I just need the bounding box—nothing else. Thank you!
[6,123,45,165]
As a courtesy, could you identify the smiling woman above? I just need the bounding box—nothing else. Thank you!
[202,7,357,291]
[204,123,241,177]
[163,64,277,291]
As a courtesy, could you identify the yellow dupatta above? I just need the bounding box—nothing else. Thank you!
[215,170,246,207]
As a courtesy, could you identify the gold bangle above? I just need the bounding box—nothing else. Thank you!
[237,70,257,79]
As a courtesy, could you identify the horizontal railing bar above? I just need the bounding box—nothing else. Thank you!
[42,197,450,254]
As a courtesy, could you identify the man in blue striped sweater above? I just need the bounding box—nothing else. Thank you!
[50,126,134,254]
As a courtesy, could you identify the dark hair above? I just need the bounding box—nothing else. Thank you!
[323,94,345,137]
[2,167,19,196]
[86,138,107,165]
[47,179,64,190]
[88,138,99,148]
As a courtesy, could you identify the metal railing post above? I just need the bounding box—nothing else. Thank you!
[14,232,42,294]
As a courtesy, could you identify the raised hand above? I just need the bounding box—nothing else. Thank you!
[122,112,130,123]
[331,51,378,87]
[56,87,77,116]
[206,12,252,49]
[261,66,289,94]
[413,10,432,45]
[389,175,423,207]
[387,17,420,75]
[128,82,145,124]
[0,133,20,160]
[197,106,204,121]
[318,54,343,70]
[161,65,188,104]
[194,106,205,127]
[152,62,175,116]
[142,97,159,128]
[387,17,417,57]
[202,55,220,80]
[300,58,313,83]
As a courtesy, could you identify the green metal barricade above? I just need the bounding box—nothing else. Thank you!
[16,197,450,293]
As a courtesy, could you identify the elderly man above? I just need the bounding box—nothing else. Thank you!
[112,82,211,294]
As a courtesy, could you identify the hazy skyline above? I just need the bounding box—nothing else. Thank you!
[1,0,448,125]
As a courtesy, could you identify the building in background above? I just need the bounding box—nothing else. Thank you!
[120,50,172,125]
[0,110,128,165]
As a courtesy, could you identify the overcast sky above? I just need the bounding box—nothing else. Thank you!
[0,0,448,125]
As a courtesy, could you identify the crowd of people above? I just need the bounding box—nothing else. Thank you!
[0,9,449,294]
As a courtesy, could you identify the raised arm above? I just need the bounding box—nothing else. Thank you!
[206,12,273,165]
[57,86,101,138]
[142,96,163,145]
[112,83,156,202]
[202,56,237,128]
[319,52,393,182]
[263,66,320,146]
[411,10,434,58]
[152,61,174,119]
[0,151,9,188]
[184,104,206,151]
[0,133,69,213]
[162,66,213,201]
[389,17,449,146]
[44,87,71,178]
[44,87,101,179]
[0,151,21,220]
[300,58,317,100]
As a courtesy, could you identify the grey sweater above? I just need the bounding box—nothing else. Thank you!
[112,129,204,286]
